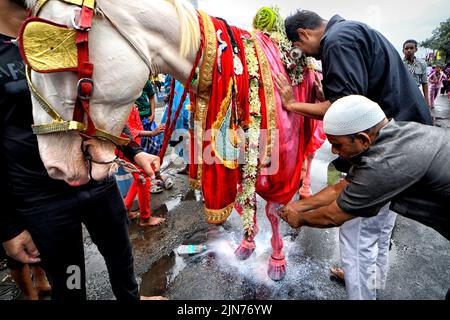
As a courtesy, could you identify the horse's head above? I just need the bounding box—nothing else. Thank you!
[23,0,200,186]
[23,0,151,185]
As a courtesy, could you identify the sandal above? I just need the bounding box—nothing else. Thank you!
[150,185,164,194]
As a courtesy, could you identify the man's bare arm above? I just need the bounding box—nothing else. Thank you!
[273,73,331,119]
[282,179,348,214]
[278,200,356,229]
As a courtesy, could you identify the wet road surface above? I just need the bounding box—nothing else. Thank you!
[1,95,449,300]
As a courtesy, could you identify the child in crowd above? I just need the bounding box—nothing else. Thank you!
[123,105,166,226]
[428,65,447,108]
[402,39,429,105]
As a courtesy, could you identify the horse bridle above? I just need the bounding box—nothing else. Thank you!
[22,0,205,172]
[21,0,130,151]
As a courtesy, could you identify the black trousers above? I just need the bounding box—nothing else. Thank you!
[15,179,139,300]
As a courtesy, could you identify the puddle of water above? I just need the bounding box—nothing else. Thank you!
[140,213,334,299]
[139,251,186,296]
[139,145,342,299]
[0,271,20,300]
[182,189,203,202]
[151,196,182,217]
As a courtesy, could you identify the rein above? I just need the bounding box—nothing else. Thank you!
[22,0,203,170]
[157,11,205,163]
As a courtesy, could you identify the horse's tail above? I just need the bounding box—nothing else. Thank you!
[167,0,200,58]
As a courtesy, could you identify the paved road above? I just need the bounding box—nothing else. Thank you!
[1,95,449,300]
[85,94,450,300]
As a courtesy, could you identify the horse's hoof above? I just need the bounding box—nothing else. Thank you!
[234,239,255,260]
[267,257,286,281]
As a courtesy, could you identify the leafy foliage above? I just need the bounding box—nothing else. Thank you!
[421,18,450,63]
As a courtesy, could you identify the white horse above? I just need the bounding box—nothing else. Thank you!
[23,0,322,280]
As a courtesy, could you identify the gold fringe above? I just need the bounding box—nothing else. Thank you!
[189,178,202,190]
[191,11,216,188]
[204,202,235,224]
[253,37,277,167]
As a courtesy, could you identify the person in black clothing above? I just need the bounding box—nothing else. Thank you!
[275,10,432,126]
[0,0,160,300]
[273,10,433,300]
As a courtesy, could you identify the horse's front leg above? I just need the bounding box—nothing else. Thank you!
[266,201,286,281]
[234,203,258,260]
[299,153,315,199]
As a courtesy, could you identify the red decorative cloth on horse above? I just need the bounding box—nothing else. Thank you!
[188,12,325,227]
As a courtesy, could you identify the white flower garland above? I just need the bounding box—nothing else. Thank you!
[236,38,262,234]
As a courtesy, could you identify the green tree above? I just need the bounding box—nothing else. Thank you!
[421,18,450,64]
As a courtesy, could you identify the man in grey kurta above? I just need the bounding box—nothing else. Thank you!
[278,95,450,298]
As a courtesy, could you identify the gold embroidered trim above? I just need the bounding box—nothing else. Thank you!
[204,202,235,224]
[189,178,202,190]
[192,11,216,188]
[210,79,238,169]
[253,37,276,167]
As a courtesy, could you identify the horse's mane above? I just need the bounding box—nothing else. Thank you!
[26,0,200,59]
[167,0,200,58]
[25,0,104,15]
[25,0,37,8]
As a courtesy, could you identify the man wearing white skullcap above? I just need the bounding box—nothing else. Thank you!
[278,95,450,299]
[322,95,386,136]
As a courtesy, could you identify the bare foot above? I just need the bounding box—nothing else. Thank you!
[139,216,166,227]
[140,295,169,300]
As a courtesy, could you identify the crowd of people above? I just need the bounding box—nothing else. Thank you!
[1,0,448,301]
[277,10,448,301]
[120,74,191,224]
[403,39,449,109]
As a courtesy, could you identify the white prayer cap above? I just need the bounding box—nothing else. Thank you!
[323,95,386,135]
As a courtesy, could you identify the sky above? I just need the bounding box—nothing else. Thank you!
[197,0,449,59]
